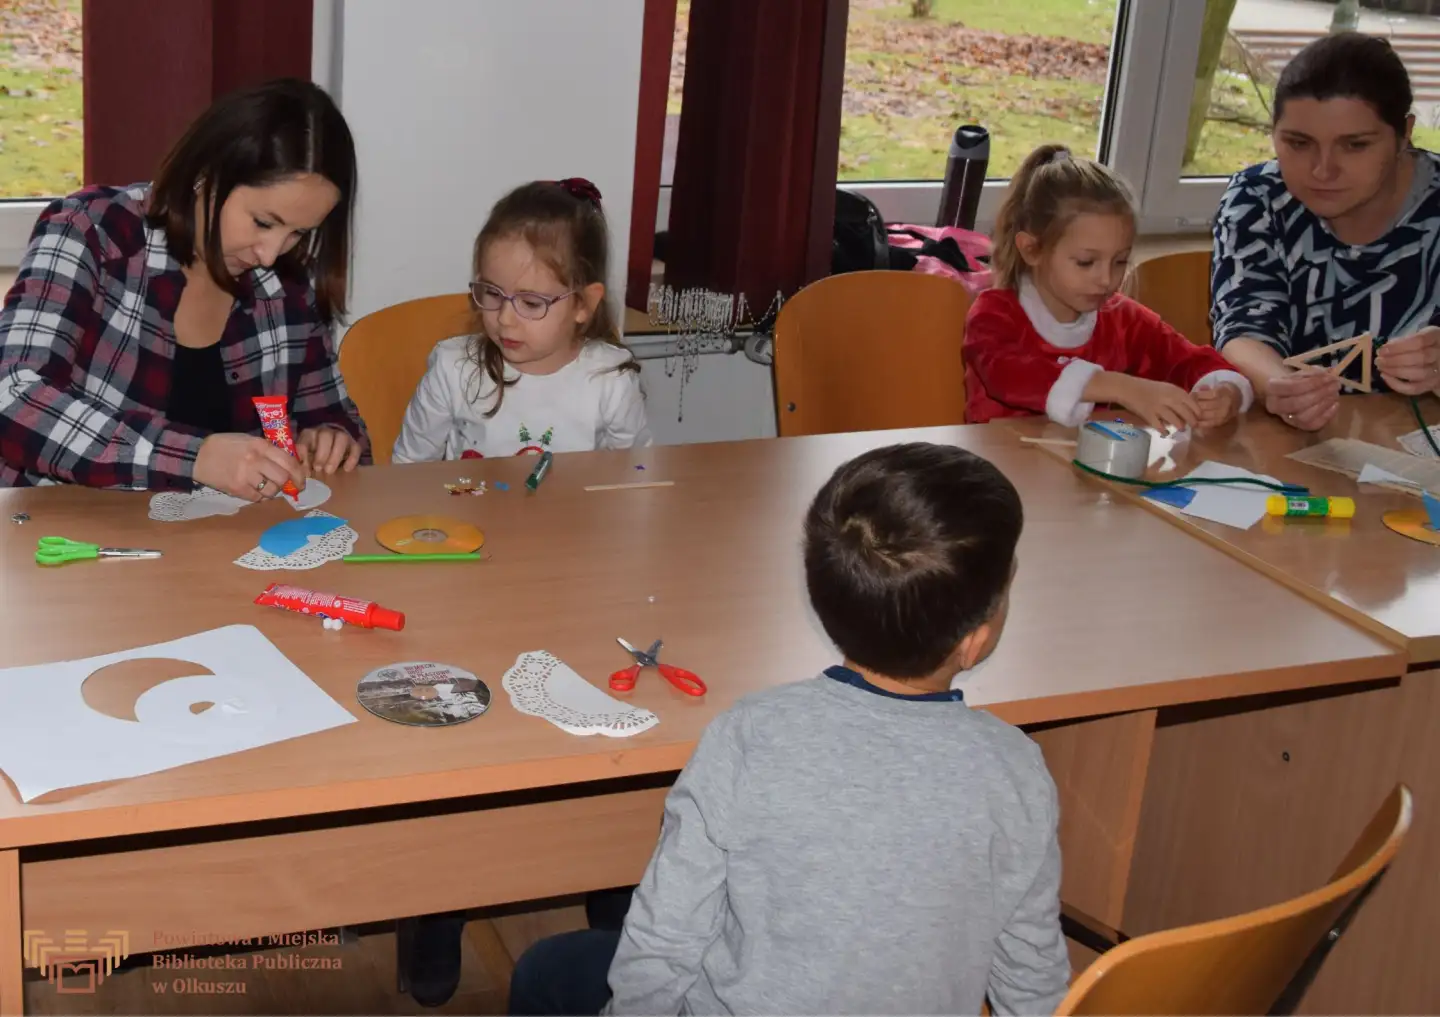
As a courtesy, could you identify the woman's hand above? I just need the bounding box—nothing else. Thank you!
[1376,327,1440,395]
[297,426,363,476]
[1107,375,1200,432]
[194,433,307,501]
[1195,383,1244,429]
[1264,369,1341,431]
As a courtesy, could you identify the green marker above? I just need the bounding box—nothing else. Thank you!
[342,553,483,563]
[526,450,553,491]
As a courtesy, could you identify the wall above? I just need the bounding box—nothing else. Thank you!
[331,0,645,323]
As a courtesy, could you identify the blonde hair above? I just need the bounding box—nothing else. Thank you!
[467,179,635,417]
[990,144,1136,290]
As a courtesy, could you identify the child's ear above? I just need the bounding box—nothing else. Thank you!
[1015,231,1043,268]
[954,622,993,671]
[575,282,606,326]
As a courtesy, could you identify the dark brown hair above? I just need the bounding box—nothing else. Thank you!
[803,442,1023,679]
[468,179,634,417]
[1274,33,1413,136]
[991,144,1135,290]
[146,77,356,324]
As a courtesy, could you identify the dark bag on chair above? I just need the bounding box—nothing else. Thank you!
[831,189,890,274]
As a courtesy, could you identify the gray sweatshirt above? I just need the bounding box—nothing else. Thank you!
[604,668,1070,1016]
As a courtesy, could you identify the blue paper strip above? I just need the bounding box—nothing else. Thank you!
[1424,491,1440,532]
[1143,486,1196,509]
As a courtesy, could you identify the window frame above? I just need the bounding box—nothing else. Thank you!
[1131,0,1239,232]
[0,204,47,266]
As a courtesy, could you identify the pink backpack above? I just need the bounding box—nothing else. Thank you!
[885,225,993,296]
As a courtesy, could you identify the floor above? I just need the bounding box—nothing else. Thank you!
[23,897,1099,1016]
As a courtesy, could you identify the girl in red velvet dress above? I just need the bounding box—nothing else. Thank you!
[964,144,1253,431]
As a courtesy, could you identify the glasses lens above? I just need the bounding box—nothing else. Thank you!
[471,283,504,311]
[515,294,552,320]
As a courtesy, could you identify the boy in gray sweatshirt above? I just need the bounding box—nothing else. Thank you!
[509,442,1070,1016]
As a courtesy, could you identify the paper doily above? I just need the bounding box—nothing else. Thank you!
[501,651,658,738]
[234,510,356,570]
[150,480,332,522]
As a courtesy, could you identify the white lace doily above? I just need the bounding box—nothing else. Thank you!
[502,651,659,738]
[234,510,357,570]
[150,480,332,522]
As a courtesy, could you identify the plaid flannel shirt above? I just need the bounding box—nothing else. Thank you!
[0,183,370,490]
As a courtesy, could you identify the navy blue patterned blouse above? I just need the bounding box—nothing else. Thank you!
[1210,150,1440,390]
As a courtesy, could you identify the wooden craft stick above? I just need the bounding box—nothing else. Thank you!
[584,480,676,492]
[1281,333,1374,393]
[1019,436,1078,448]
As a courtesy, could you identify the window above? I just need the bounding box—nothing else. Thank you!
[840,0,1153,229]
[0,0,83,261]
[839,0,1121,182]
[835,0,1440,235]
[1186,0,1440,179]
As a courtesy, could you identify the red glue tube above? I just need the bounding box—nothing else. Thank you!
[252,395,302,497]
[255,583,405,631]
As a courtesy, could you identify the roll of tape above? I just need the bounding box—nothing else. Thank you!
[1075,421,1151,480]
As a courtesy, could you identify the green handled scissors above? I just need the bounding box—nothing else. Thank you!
[35,536,163,567]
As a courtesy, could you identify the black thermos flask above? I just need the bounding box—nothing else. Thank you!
[936,125,990,230]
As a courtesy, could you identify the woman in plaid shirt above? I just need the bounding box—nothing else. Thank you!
[0,78,369,497]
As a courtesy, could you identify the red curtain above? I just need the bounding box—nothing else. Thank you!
[83,0,313,187]
[626,0,680,312]
[661,0,848,314]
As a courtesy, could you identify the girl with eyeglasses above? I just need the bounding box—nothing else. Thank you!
[391,178,650,463]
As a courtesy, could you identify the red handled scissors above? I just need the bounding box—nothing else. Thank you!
[610,637,707,697]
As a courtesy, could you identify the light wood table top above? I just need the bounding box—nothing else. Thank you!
[0,426,1400,847]
[1008,396,1440,662]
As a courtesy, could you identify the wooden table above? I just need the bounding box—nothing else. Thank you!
[1008,398,1440,1013]
[0,426,1404,1015]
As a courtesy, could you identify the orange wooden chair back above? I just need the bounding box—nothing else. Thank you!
[1132,249,1214,347]
[1056,784,1412,1016]
[338,293,474,465]
[773,271,972,437]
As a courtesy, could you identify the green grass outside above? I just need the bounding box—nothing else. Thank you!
[879,0,1117,45]
[0,61,82,198]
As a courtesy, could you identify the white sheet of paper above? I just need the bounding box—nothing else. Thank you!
[1176,461,1279,530]
[0,625,356,802]
[1358,463,1418,488]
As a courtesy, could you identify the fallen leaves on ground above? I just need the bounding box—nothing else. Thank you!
[0,0,81,73]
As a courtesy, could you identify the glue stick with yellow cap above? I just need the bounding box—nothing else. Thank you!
[1265,495,1356,519]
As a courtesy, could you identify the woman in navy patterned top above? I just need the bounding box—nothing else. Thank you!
[0,78,368,494]
[1211,33,1440,431]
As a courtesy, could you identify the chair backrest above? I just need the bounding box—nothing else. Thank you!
[339,293,474,465]
[1055,784,1412,1016]
[1132,249,1214,347]
[772,270,971,437]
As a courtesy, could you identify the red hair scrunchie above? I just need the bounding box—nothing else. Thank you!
[556,177,603,207]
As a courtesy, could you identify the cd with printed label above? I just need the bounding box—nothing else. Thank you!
[375,515,485,555]
[357,662,491,726]
[1382,508,1440,546]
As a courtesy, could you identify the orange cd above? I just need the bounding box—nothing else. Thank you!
[1381,509,1440,546]
[375,515,485,555]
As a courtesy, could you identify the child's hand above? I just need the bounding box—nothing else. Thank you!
[1195,383,1243,429]
[1112,376,1200,432]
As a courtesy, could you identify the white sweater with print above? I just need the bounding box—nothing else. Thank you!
[391,336,652,462]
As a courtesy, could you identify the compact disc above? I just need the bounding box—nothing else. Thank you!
[1382,509,1440,546]
[356,662,491,727]
[375,515,484,555]
[1376,507,1440,547]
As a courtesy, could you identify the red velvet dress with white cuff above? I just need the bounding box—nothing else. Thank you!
[963,279,1254,426]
